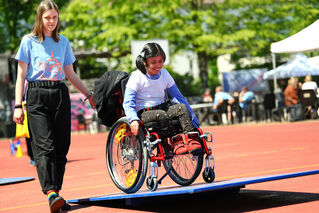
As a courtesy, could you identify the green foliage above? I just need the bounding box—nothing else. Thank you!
[0,0,69,53]
[0,0,71,53]
[0,0,36,52]
[1,0,319,95]
[61,0,146,56]
[59,0,319,93]
[76,57,107,78]
[227,0,319,63]
[0,22,7,53]
[207,59,220,89]
[168,66,203,96]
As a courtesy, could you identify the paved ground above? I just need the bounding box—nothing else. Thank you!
[0,120,318,212]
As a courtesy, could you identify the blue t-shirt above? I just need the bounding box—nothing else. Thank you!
[213,91,233,107]
[15,34,76,82]
[239,91,254,109]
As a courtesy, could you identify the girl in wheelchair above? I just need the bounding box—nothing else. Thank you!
[123,42,201,155]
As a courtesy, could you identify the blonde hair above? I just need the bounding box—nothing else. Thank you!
[32,0,60,43]
[304,75,312,82]
[288,77,298,88]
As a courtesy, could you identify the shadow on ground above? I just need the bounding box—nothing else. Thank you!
[67,158,95,163]
[66,189,319,212]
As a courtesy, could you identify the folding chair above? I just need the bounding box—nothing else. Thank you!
[298,89,318,119]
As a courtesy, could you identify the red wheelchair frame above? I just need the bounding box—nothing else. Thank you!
[106,117,215,193]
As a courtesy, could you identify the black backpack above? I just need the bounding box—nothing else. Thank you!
[93,70,129,127]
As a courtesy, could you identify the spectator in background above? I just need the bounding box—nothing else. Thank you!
[238,86,254,110]
[230,91,242,123]
[237,86,255,122]
[278,79,288,93]
[284,77,299,107]
[200,88,214,125]
[301,75,318,118]
[302,75,318,94]
[213,86,235,124]
[285,77,305,122]
[203,88,213,103]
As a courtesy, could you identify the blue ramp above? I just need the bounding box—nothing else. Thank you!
[68,169,319,204]
[0,177,35,185]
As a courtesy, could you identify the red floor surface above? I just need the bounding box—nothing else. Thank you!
[0,120,318,212]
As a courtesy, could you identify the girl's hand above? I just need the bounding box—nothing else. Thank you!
[130,120,140,135]
[13,108,24,125]
[84,91,96,109]
[87,95,96,109]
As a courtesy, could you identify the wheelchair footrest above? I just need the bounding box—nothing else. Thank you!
[205,154,215,169]
[148,162,159,178]
[201,132,213,143]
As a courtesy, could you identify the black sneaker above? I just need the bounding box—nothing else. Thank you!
[61,201,72,210]
[49,194,64,213]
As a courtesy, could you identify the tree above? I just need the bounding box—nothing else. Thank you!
[0,0,35,52]
[60,0,254,89]
[227,0,319,63]
[159,0,257,90]
[60,0,182,77]
[0,0,70,53]
[60,0,319,90]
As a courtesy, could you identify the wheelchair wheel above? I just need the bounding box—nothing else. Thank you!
[203,167,215,183]
[146,176,158,191]
[106,117,148,193]
[163,152,203,186]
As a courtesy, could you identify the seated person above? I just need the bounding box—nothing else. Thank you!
[123,42,201,155]
[203,88,213,103]
[239,86,254,110]
[230,91,242,123]
[301,75,318,118]
[285,77,303,121]
[284,77,299,107]
[213,86,235,123]
[302,75,318,93]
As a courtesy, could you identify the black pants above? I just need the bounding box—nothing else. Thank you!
[26,137,33,160]
[140,103,195,134]
[26,83,71,194]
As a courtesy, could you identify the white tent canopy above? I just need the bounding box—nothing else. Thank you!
[264,53,319,80]
[271,19,319,54]
[270,19,319,93]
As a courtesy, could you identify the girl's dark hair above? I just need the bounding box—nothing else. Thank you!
[135,42,166,74]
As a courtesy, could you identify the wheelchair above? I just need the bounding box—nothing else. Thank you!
[106,115,215,193]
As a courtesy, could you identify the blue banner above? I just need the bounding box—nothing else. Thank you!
[223,68,269,92]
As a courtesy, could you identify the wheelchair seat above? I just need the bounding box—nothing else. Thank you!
[143,119,182,136]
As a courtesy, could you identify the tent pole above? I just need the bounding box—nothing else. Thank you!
[272,53,279,109]
[272,53,278,92]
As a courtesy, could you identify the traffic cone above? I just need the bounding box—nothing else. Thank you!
[10,139,16,156]
[16,140,23,157]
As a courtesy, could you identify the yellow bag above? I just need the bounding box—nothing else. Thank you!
[16,102,30,138]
